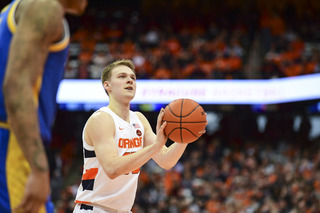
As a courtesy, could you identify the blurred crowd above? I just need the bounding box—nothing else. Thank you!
[63,0,320,81]
[65,13,249,80]
[50,0,320,212]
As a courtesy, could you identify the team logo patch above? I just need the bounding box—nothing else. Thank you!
[136,129,142,136]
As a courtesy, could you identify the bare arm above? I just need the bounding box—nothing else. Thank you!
[137,109,189,170]
[85,111,168,179]
[3,1,64,212]
[4,0,64,174]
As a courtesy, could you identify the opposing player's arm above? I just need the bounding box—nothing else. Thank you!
[136,110,188,170]
[85,111,167,179]
[3,0,64,173]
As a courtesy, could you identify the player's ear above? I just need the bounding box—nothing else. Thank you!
[104,81,111,93]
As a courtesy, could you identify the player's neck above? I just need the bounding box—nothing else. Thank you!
[108,101,130,123]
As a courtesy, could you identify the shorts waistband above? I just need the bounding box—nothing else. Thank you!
[75,202,132,213]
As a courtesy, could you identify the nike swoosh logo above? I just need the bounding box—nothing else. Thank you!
[119,127,124,130]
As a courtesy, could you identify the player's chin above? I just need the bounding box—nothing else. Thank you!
[127,94,135,99]
[124,92,135,99]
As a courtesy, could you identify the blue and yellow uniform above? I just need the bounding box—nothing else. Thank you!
[0,0,70,212]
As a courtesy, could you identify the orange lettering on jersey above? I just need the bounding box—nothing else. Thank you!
[75,200,92,204]
[119,138,123,148]
[132,167,140,174]
[124,138,130,148]
[82,168,98,180]
[118,137,142,148]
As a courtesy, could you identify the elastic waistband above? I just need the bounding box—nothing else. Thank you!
[75,201,132,213]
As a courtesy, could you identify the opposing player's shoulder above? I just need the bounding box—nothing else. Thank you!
[17,0,65,41]
[22,0,64,17]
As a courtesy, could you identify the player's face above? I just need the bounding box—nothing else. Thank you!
[107,65,137,101]
[65,0,88,16]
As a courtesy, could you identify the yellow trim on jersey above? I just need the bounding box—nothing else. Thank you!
[0,3,10,26]
[1,4,10,13]
[49,19,70,52]
[33,76,42,107]
[7,0,19,33]
[6,0,69,52]
[6,131,46,213]
[0,122,10,129]
[49,36,70,52]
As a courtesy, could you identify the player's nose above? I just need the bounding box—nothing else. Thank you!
[126,77,133,83]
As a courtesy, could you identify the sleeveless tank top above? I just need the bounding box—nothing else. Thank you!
[75,107,144,211]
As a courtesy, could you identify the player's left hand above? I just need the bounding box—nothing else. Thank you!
[155,108,168,143]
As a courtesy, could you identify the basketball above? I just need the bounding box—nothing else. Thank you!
[162,98,207,143]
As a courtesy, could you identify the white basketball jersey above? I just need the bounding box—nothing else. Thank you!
[74,107,144,211]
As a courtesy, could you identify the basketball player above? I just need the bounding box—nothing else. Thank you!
[73,59,206,212]
[0,0,87,212]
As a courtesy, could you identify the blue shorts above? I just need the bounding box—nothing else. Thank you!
[0,123,54,213]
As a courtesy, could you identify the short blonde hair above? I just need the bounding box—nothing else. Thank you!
[101,59,135,94]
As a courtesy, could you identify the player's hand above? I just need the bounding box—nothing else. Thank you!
[14,171,50,213]
[198,119,208,135]
[155,108,168,146]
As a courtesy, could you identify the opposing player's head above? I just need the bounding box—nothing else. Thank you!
[102,59,136,101]
[61,0,88,15]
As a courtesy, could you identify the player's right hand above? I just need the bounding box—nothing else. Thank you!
[14,171,50,213]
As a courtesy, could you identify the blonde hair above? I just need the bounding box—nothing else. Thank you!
[101,59,135,95]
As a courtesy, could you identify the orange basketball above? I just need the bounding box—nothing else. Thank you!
[162,98,207,143]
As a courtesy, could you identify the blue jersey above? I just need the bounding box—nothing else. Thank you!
[0,0,70,143]
[0,1,69,212]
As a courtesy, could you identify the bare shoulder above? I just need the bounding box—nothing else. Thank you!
[18,0,64,21]
[84,111,116,145]
[135,111,152,130]
[16,0,64,42]
[135,111,147,122]
[86,111,115,129]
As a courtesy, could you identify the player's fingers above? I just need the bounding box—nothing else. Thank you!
[156,108,165,129]
[199,129,206,134]
[14,198,27,213]
[158,108,165,119]
[160,121,167,131]
[14,197,42,213]
[158,121,167,136]
[159,121,168,139]
[26,201,42,213]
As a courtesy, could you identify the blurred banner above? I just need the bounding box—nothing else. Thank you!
[57,73,320,105]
